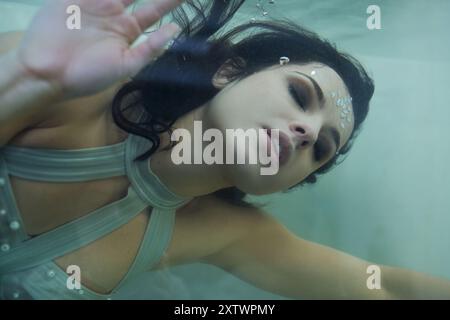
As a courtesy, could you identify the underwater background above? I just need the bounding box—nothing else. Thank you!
[1,0,450,299]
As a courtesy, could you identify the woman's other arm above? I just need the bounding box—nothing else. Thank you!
[202,209,450,299]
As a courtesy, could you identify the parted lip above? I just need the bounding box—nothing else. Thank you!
[263,126,293,166]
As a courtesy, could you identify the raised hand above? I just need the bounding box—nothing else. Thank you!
[16,0,183,99]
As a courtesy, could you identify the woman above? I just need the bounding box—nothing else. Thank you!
[0,0,449,299]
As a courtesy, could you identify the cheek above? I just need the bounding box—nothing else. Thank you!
[228,82,287,118]
[229,164,308,195]
[213,87,251,114]
[206,95,239,128]
[230,148,316,194]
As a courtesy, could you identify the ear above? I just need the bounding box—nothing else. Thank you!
[212,58,246,89]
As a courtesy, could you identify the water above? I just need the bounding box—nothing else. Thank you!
[1,0,449,299]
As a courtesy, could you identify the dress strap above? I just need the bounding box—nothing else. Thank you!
[110,207,176,292]
[1,141,126,182]
[0,186,148,274]
[124,133,192,210]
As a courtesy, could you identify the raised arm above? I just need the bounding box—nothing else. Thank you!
[0,0,183,146]
[202,208,450,299]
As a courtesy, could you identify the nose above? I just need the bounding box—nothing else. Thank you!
[289,123,318,150]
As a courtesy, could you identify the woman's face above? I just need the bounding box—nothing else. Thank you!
[201,62,355,195]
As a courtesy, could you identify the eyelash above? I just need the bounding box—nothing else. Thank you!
[288,83,306,110]
[288,82,332,161]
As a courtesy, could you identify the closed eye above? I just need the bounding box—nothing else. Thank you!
[288,83,306,110]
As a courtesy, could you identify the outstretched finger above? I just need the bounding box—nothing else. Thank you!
[123,22,180,77]
[132,0,184,31]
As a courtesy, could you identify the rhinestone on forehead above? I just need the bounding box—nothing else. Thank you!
[279,56,290,66]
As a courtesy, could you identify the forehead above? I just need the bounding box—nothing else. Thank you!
[282,63,354,149]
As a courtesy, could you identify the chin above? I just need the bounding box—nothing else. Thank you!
[227,164,284,195]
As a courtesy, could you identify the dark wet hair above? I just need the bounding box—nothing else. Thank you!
[112,0,375,207]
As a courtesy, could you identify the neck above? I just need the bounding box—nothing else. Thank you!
[149,104,233,198]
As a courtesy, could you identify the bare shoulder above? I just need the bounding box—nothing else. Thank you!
[153,194,275,270]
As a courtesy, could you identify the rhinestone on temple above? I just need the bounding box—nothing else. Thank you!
[333,91,353,129]
[311,71,353,129]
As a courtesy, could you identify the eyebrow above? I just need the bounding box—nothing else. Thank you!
[292,71,341,151]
